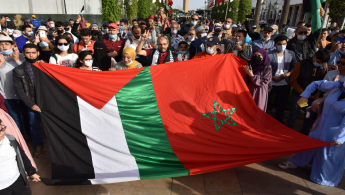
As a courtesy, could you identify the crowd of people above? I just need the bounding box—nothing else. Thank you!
[0,6,345,193]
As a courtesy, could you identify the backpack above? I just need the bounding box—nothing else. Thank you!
[261,65,272,93]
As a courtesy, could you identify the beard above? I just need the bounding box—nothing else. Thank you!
[159,48,167,53]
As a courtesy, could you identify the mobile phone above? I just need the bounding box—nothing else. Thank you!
[39,31,46,38]
[109,49,114,53]
[336,36,344,44]
[245,15,253,19]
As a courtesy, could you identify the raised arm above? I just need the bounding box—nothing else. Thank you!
[136,30,149,56]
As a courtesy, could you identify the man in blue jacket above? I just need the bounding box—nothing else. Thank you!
[30,15,41,29]
[16,24,34,52]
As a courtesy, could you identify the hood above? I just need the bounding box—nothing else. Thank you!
[16,15,22,20]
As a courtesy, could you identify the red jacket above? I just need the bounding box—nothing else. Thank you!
[102,37,126,62]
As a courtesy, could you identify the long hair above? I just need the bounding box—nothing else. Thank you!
[53,35,72,54]
[74,51,92,68]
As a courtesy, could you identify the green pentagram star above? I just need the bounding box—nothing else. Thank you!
[201,101,237,131]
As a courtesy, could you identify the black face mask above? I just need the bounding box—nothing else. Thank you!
[57,29,64,34]
[252,56,262,64]
[25,56,39,63]
[91,30,99,36]
[64,28,70,32]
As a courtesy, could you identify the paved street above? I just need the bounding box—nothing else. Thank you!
[27,111,345,195]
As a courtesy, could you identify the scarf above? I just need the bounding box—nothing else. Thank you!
[151,49,174,65]
[123,47,141,69]
[177,52,190,61]
[92,41,112,71]
[252,48,271,75]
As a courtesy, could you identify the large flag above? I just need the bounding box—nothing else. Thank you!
[164,3,173,15]
[217,0,226,4]
[208,0,215,9]
[33,54,330,185]
[303,0,326,33]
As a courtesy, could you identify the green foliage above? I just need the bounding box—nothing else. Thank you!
[328,0,345,22]
[210,0,239,22]
[229,0,239,21]
[138,0,151,19]
[125,0,139,24]
[238,0,251,23]
[101,0,122,23]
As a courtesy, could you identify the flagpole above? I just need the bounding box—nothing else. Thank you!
[225,0,229,21]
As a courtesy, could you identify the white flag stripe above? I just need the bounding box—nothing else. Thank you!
[77,96,140,184]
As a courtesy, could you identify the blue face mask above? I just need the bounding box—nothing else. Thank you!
[276,45,286,52]
[109,34,117,39]
[119,26,125,31]
[261,35,270,41]
[338,49,345,54]
[39,41,49,48]
[191,21,197,26]
[313,61,321,67]
[5,19,10,22]
[27,32,34,37]
[179,50,187,54]
[0,49,13,55]
[171,30,178,34]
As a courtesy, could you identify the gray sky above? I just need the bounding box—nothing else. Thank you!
[171,0,208,11]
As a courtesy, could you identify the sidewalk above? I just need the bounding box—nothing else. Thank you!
[28,111,345,195]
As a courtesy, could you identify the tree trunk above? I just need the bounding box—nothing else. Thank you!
[253,0,262,27]
[279,0,291,31]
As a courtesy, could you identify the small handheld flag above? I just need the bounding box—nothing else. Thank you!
[80,6,85,17]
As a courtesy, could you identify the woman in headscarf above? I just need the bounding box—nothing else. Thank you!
[93,41,116,71]
[110,46,142,70]
[243,48,272,112]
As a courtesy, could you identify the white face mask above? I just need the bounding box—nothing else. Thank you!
[50,24,55,27]
[224,24,230,29]
[84,60,93,67]
[57,45,69,51]
[188,36,195,41]
[125,60,133,65]
[206,47,215,55]
[201,33,207,37]
[297,35,307,41]
[236,41,243,45]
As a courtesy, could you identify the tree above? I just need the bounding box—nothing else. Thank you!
[253,0,262,27]
[279,0,290,32]
[238,0,252,23]
[138,0,151,19]
[229,0,239,22]
[328,0,345,27]
[125,0,139,24]
[101,0,122,23]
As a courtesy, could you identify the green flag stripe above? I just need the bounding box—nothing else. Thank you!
[115,67,190,180]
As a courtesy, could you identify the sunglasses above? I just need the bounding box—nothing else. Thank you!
[191,18,198,21]
[337,61,345,65]
[0,124,6,133]
[298,31,308,35]
[58,43,69,46]
[225,21,231,23]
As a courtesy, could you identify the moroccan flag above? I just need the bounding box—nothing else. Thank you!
[303,0,326,33]
[217,0,226,4]
[33,54,330,185]
[80,5,85,17]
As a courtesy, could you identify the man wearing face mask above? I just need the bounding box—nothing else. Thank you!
[287,23,322,61]
[267,35,297,123]
[223,30,252,62]
[288,49,330,134]
[186,29,196,45]
[13,44,45,157]
[55,21,65,36]
[328,38,345,71]
[118,19,129,39]
[63,22,79,44]
[102,23,125,62]
[16,25,34,52]
[222,18,232,39]
[101,22,109,38]
[89,23,103,42]
[179,14,200,37]
[252,26,275,53]
[189,26,210,58]
[166,22,185,52]
[33,26,55,63]
[192,36,221,59]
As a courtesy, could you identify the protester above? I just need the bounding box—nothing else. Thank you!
[179,14,200,37]
[89,23,103,42]
[119,19,129,39]
[33,26,55,62]
[324,57,345,82]
[72,28,95,54]
[0,36,25,131]
[0,122,41,194]
[136,32,176,65]
[110,47,142,70]
[69,19,74,26]
[244,18,261,41]
[13,44,44,157]
[328,38,345,70]
[318,28,331,49]
[190,26,208,58]
[252,26,275,53]
[30,15,41,29]
[192,36,221,59]
[63,21,79,44]
[186,29,196,45]
[46,19,54,31]
[79,17,89,29]
[124,26,142,48]
[279,80,345,187]
[223,30,252,62]
[102,23,126,62]
[296,21,305,28]
[16,25,34,52]
[222,18,232,39]
[93,41,116,71]
[49,35,78,67]
[157,7,169,28]
[268,35,297,123]
[4,15,16,30]
[74,50,99,71]
[175,41,190,61]
[166,22,185,52]
[243,48,272,112]
[287,49,330,134]
[305,23,312,36]
[326,32,341,52]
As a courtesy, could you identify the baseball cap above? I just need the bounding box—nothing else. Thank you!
[231,24,238,28]
[102,22,109,27]
[32,15,36,18]
[252,25,257,29]
[195,26,206,34]
[263,26,274,32]
[260,24,267,28]
[37,26,48,31]
[140,20,147,25]
[271,24,278,30]
[214,26,222,31]
[108,23,119,29]
[206,36,219,47]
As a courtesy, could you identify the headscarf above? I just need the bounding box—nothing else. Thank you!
[252,48,271,75]
[92,41,112,71]
[122,47,141,69]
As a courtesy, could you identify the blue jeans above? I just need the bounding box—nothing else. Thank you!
[26,107,43,146]
[287,94,316,135]
[4,99,22,131]
[268,85,291,124]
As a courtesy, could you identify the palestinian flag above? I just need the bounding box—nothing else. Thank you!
[80,6,85,17]
[208,0,215,9]
[303,0,326,33]
[164,3,173,16]
[33,54,330,185]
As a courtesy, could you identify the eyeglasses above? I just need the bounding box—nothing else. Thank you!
[0,125,6,133]
[191,18,198,21]
[337,61,345,65]
[225,21,231,23]
[57,43,69,46]
[298,31,308,35]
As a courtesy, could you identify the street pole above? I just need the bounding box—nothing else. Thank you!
[254,0,262,27]
[225,1,229,21]
[279,0,290,31]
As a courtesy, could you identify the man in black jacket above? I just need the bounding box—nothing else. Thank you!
[244,18,261,41]
[4,15,16,30]
[13,44,44,158]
